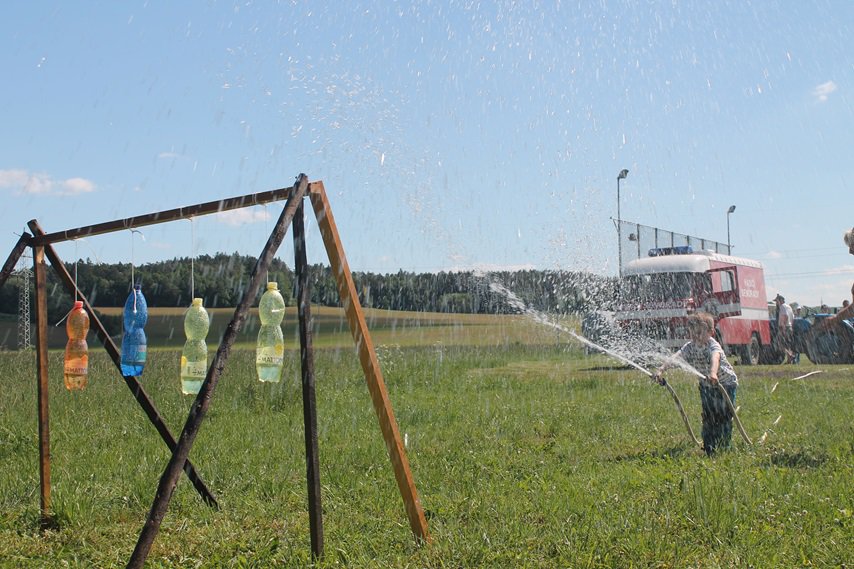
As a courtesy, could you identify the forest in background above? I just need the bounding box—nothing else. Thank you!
[0,252,616,325]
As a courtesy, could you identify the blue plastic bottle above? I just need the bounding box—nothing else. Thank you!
[121,284,148,376]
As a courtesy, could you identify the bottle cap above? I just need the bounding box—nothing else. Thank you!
[192,298,203,307]
[134,284,142,291]
[73,300,84,309]
[266,282,278,291]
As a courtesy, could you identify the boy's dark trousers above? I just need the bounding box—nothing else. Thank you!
[699,383,736,456]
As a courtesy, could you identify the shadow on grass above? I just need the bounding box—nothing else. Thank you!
[767,448,828,469]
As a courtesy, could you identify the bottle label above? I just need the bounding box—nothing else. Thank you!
[181,360,208,378]
[126,347,147,363]
[256,349,284,366]
[64,364,88,375]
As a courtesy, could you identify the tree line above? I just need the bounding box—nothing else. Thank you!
[0,253,616,322]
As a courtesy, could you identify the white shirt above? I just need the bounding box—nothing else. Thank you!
[778,302,794,329]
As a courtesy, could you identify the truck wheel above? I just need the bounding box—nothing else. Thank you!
[739,334,761,366]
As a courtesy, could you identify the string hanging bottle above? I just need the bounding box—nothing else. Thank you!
[64,300,89,390]
[256,282,285,382]
[181,298,209,395]
[121,284,148,376]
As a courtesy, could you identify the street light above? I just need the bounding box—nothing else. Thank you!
[726,205,736,253]
[617,169,629,277]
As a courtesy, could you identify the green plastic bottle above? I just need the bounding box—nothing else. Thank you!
[256,282,285,382]
[181,298,210,395]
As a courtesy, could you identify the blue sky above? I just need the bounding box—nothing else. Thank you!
[2,1,852,306]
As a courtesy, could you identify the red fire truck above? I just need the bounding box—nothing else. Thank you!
[614,246,773,365]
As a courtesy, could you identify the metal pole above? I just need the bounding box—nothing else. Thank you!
[727,214,731,252]
[616,169,628,278]
[726,205,736,253]
[617,177,621,278]
[32,185,302,246]
[126,175,309,569]
[294,199,324,558]
[309,182,431,544]
[32,244,54,529]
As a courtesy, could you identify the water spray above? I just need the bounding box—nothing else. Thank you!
[487,281,702,446]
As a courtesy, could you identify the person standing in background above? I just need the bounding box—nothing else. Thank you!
[775,294,795,364]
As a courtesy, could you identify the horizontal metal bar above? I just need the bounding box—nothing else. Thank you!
[31,182,320,246]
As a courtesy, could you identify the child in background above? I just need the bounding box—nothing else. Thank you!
[653,312,738,456]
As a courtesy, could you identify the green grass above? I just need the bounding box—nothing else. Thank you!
[0,328,852,567]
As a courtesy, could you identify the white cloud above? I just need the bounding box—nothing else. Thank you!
[213,208,271,227]
[62,177,96,194]
[0,169,30,188]
[766,250,783,259]
[0,169,96,195]
[812,80,837,102]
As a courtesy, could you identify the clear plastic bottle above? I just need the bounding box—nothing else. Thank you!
[120,285,148,376]
[181,298,209,395]
[256,282,285,382]
[64,300,89,390]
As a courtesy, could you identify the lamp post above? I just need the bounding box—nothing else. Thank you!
[617,169,629,277]
[726,205,736,253]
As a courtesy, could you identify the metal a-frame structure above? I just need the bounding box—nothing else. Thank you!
[0,174,430,567]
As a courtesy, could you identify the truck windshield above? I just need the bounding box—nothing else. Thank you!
[621,272,706,302]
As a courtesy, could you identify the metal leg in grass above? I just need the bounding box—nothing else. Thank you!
[310,181,431,544]
[32,243,53,529]
[293,197,324,558]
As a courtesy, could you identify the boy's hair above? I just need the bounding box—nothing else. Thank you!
[687,312,715,335]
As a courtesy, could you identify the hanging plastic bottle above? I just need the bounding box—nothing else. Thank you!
[64,300,89,390]
[256,282,285,382]
[121,284,148,376]
[181,298,210,395]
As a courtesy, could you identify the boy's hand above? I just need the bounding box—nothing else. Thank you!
[708,374,719,385]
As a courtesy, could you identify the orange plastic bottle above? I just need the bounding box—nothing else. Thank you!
[64,300,89,390]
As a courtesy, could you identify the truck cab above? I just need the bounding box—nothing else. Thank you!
[615,246,772,364]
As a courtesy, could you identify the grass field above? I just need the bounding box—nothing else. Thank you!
[0,310,851,567]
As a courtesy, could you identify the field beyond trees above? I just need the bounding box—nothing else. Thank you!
[0,310,851,567]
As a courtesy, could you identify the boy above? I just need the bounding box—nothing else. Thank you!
[653,312,738,456]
